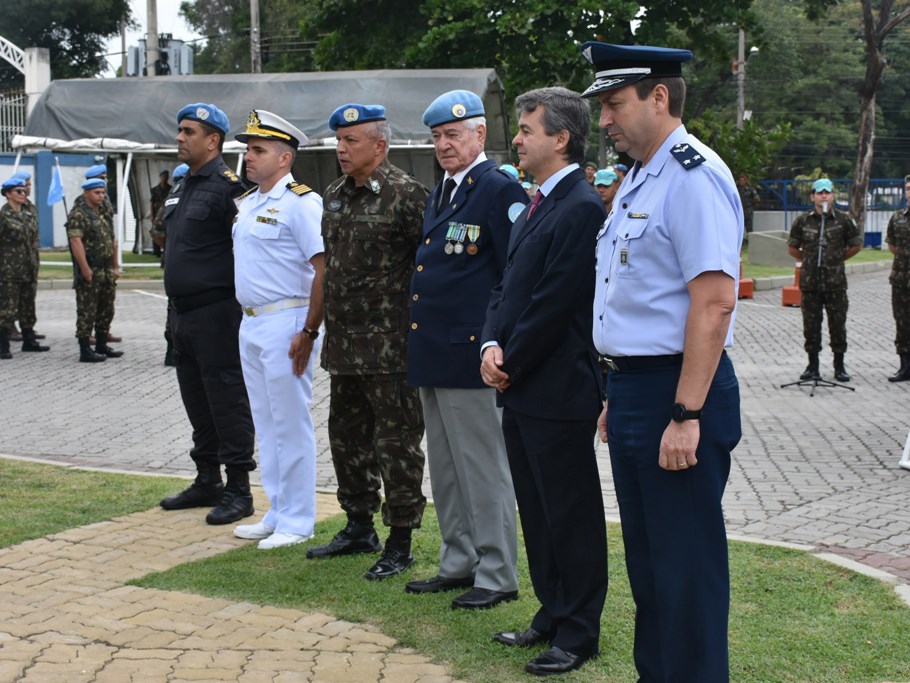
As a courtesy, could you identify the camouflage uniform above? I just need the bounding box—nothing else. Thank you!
[0,203,39,333]
[67,200,117,339]
[886,206,910,354]
[321,158,429,528]
[739,183,760,234]
[788,207,862,353]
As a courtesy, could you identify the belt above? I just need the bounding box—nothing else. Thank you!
[242,297,310,317]
[598,354,683,372]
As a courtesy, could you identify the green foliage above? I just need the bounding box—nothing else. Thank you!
[687,114,792,181]
[0,0,132,89]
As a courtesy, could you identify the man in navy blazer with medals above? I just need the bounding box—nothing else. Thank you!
[406,90,528,609]
[480,87,608,677]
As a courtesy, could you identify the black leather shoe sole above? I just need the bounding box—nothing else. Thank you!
[452,588,518,609]
[525,646,596,676]
[493,627,552,648]
[405,575,474,594]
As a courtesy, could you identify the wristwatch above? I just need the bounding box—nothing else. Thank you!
[671,402,702,422]
[302,327,320,340]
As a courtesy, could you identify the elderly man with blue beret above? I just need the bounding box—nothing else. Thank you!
[159,103,258,527]
[404,90,526,608]
[306,103,429,581]
[586,41,744,681]
[66,178,122,363]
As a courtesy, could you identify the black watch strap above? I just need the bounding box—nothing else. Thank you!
[303,326,320,340]
[671,402,702,422]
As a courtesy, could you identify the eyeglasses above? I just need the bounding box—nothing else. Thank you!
[11,189,26,195]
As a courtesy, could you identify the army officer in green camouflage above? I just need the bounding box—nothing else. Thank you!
[307,103,429,581]
[885,175,910,382]
[788,178,862,382]
[0,176,48,359]
[67,178,123,363]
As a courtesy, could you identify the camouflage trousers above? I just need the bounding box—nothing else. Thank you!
[328,373,426,528]
[800,288,848,354]
[74,269,116,339]
[0,279,37,332]
[893,285,910,354]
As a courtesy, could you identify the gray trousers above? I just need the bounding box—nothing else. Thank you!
[419,386,519,592]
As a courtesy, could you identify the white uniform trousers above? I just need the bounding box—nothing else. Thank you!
[239,307,319,536]
[419,386,519,592]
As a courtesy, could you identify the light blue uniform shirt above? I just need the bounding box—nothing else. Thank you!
[593,126,743,356]
[233,172,324,308]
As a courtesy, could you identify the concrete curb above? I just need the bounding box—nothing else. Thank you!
[750,258,891,292]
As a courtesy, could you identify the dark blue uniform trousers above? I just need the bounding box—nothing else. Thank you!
[606,352,740,683]
[501,409,608,657]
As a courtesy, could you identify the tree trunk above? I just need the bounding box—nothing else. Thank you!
[850,92,876,230]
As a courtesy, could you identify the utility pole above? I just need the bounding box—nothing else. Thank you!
[250,0,262,73]
[147,0,159,76]
[736,28,745,129]
[120,16,127,77]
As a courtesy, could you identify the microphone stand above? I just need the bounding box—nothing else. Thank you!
[781,201,855,395]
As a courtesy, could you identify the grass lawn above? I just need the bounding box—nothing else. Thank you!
[38,250,163,280]
[4,457,909,682]
[741,244,893,280]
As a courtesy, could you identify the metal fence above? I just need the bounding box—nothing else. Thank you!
[0,89,25,153]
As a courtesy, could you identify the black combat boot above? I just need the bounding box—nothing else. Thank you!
[0,330,12,360]
[799,353,821,381]
[95,336,123,358]
[21,328,49,352]
[364,527,414,580]
[205,467,254,525]
[78,337,107,363]
[306,517,383,559]
[833,353,851,382]
[889,354,910,382]
[160,464,224,510]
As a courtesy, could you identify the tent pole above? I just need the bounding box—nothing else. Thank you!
[118,153,134,263]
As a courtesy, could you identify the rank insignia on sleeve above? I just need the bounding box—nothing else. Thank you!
[670,143,706,170]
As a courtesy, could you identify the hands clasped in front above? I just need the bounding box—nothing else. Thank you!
[481,346,511,392]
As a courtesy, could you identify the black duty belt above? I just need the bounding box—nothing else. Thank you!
[170,288,236,313]
[598,354,683,373]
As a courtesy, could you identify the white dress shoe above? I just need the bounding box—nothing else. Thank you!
[233,521,275,540]
[258,532,313,550]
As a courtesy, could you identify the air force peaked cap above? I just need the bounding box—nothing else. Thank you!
[581,42,693,98]
[85,164,107,179]
[172,163,189,180]
[177,103,230,136]
[235,109,308,148]
[82,178,106,190]
[422,90,484,128]
[329,104,386,131]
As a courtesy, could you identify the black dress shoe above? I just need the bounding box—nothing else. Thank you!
[405,574,474,594]
[364,548,415,580]
[205,490,254,525]
[493,627,551,648]
[160,481,224,510]
[306,522,382,559]
[452,587,518,609]
[525,646,596,676]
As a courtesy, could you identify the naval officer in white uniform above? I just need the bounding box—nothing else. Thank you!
[231,109,325,549]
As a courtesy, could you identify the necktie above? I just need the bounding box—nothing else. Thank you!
[438,178,457,212]
[527,190,543,219]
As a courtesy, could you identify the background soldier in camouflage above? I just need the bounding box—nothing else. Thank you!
[788,178,862,381]
[149,169,171,258]
[307,103,429,581]
[0,176,48,359]
[738,172,761,235]
[67,179,123,363]
[885,174,910,382]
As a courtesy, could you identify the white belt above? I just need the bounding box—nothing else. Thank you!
[242,297,309,317]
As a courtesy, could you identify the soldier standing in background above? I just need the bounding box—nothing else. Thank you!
[306,103,429,581]
[738,173,761,235]
[788,178,862,382]
[149,169,171,258]
[886,174,910,382]
[0,176,49,359]
[66,178,122,363]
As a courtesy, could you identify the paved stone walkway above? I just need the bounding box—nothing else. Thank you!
[0,488,463,683]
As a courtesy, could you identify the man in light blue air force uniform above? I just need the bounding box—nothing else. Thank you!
[583,42,744,683]
[231,109,326,550]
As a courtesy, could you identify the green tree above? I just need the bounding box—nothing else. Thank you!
[687,114,792,181]
[0,0,132,89]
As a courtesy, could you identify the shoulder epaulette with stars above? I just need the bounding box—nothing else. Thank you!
[236,186,257,201]
[287,181,313,196]
[670,143,706,170]
[222,169,241,183]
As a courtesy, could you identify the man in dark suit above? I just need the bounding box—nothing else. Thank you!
[406,90,528,609]
[480,86,607,677]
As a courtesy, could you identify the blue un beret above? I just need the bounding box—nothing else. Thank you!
[82,178,106,190]
[328,104,386,131]
[2,176,26,190]
[580,42,693,98]
[422,90,485,129]
[85,164,107,179]
[12,170,30,181]
[172,163,189,181]
[177,103,230,136]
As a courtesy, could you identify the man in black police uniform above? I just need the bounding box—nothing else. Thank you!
[159,103,257,526]
[406,90,527,608]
